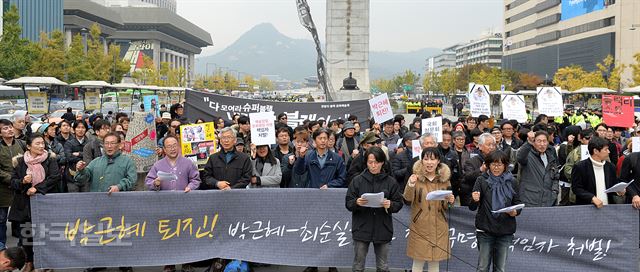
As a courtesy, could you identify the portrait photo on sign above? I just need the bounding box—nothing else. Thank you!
[181,126,206,143]
[473,86,486,100]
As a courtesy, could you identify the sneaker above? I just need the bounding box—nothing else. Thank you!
[163,265,176,272]
[302,267,318,272]
[83,268,106,272]
[118,267,133,272]
[328,267,338,272]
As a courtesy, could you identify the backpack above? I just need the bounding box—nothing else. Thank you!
[223,260,250,272]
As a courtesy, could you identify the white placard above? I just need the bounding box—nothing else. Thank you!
[412,140,421,158]
[537,87,564,117]
[468,83,491,117]
[361,192,384,208]
[581,145,590,161]
[426,190,453,200]
[249,112,276,146]
[501,94,527,123]
[421,116,443,143]
[368,93,394,124]
[632,137,640,153]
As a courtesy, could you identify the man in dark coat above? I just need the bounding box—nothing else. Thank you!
[572,136,624,207]
[201,127,252,190]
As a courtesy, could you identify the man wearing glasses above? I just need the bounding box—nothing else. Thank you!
[201,127,252,190]
[517,130,560,207]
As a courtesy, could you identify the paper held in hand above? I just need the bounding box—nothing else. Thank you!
[157,171,177,182]
[492,204,526,214]
[361,192,384,208]
[604,180,634,194]
[426,190,452,200]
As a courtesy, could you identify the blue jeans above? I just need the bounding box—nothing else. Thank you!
[476,231,513,272]
[0,207,7,250]
[353,240,389,272]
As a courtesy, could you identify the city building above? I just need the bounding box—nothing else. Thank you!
[326,0,371,100]
[63,0,212,85]
[426,44,460,73]
[455,32,504,68]
[1,0,64,42]
[502,0,639,85]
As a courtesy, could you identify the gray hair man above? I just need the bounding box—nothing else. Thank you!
[461,133,496,206]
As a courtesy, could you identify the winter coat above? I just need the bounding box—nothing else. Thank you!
[45,139,66,167]
[517,142,559,207]
[8,153,59,222]
[0,139,25,207]
[571,158,619,205]
[468,172,521,236]
[392,148,413,189]
[201,150,253,189]
[293,149,346,188]
[64,136,88,171]
[462,153,486,206]
[248,157,282,188]
[403,161,452,262]
[273,145,294,188]
[347,149,392,186]
[346,170,403,243]
[337,135,360,166]
[74,152,137,192]
[82,137,103,164]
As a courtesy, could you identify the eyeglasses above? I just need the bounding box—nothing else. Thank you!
[220,136,235,141]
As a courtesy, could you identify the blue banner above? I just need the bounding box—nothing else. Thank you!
[562,0,605,21]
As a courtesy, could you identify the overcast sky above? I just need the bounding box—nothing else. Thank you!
[177,0,504,57]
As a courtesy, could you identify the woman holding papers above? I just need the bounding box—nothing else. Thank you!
[470,151,521,272]
[346,147,403,272]
[404,147,454,272]
[571,136,626,207]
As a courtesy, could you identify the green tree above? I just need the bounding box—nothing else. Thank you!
[439,68,459,97]
[65,34,91,83]
[469,67,512,92]
[258,76,274,91]
[517,73,543,89]
[553,65,586,91]
[456,64,490,92]
[596,54,625,91]
[632,53,640,87]
[132,55,158,85]
[422,71,440,94]
[371,78,396,93]
[242,75,256,91]
[29,30,66,79]
[0,5,39,79]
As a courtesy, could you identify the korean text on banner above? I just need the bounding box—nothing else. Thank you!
[501,94,527,123]
[368,93,394,124]
[421,116,443,143]
[84,91,101,111]
[537,87,564,117]
[250,112,276,146]
[26,91,48,114]
[602,95,634,128]
[468,83,491,117]
[180,122,216,167]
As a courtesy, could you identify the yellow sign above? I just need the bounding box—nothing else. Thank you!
[27,91,48,114]
[118,92,132,110]
[84,91,101,111]
[179,122,216,167]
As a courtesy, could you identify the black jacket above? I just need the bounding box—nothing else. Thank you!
[439,146,461,196]
[571,158,619,205]
[621,152,640,200]
[391,148,413,188]
[63,136,87,170]
[462,153,485,206]
[347,149,392,186]
[469,172,521,236]
[201,150,252,189]
[346,170,403,243]
[9,154,59,222]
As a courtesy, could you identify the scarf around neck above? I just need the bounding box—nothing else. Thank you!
[486,171,515,217]
[24,151,48,186]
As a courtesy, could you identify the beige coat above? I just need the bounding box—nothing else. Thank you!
[403,160,452,262]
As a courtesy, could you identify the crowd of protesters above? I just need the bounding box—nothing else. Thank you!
[1,99,640,272]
